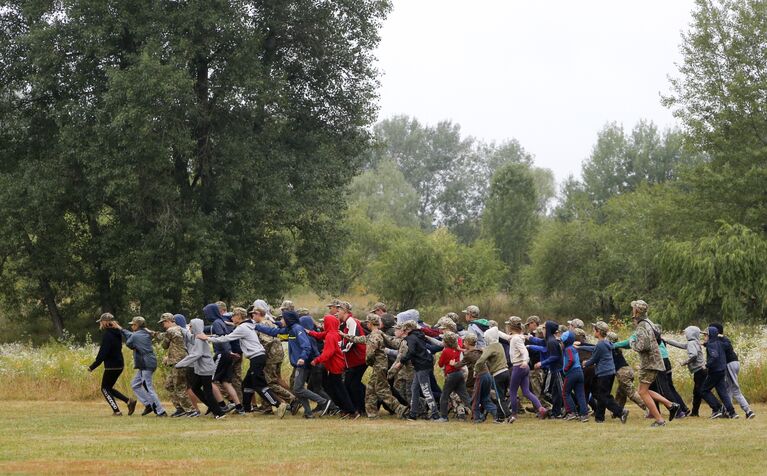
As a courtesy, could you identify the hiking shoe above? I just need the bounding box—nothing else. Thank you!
[650,420,666,427]
[668,403,680,422]
[276,402,288,419]
[289,399,301,416]
[214,414,227,420]
[620,409,629,424]
[320,400,333,417]
[127,399,137,416]
[141,405,154,416]
[710,410,723,419]
[746,411,755,420]
[186,410,201,418]
[564,413,577,421]
[170,408,186,418]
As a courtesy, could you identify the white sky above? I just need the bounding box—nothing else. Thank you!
[374,0,695,183]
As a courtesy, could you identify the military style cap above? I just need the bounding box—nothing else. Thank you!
[338,301,352,312]
[505,316,523,325]
[366,313,381,326]
[158,313,175,324]
[129,316,146,327]
[567,318,584,329]
[592,321,610,333]
[96,312,115,323]
[525,315,541,325]
[401,321,418,332]
[280,300,295,311]
[442,332,458,348]
[462,333,477,345]
[573,328,587,341]
[462,305,480,317]
[557,324,567,334]
[327,299,341,308]
[606,331,619,343]
[435,316,457,332]
[297,307,310,316]
[372,302,387,312]
[631,300,648,311]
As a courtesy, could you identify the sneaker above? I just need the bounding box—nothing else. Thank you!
[141,405,154,416]
[156,411,168,417]
[728,412,739,419]
[650,420,666,427]
[507,416,516,424]
[234,408,246,415]
[676,411,687,419]
[493,419,505,424]
[436,417,449,423]
[525,406,536,413]
[405,415,418,422]
[112,412,122,417]
[214,414,227,420]
[710,410,723,419]
[289,400,301,416]
[186,410,201,418]
[668,403,680,422]
[276,402,288,419]
[746,411,755,420]
[564,413,577,421]
[620,409,629,424]
[538,408,549,419]
[579,415,589,423]
[127,399,137,416]
[170,408,186,418]
[320,400,333,417]
[304,413,315,419]
[350,412,361,420]
[222,403,236,414]
[689,413,699,417]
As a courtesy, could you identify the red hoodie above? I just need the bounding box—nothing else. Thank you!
[309,315,345,374]
[438,346,462,375]
[341,315,366,368]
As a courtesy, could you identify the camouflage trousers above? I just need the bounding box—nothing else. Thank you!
[165,367,193,411]
[366,368,407,418]
[615,366,648,411]
[264,363,295,403]
[393,369,413,405]
[528,367,551,409]
[231,358,243,402]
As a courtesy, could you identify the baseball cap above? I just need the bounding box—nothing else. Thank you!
[631,300,648,310]
[157,313,175,324]
[525,315,540,325]
[372,302,387,312]
[567,318,584,329]
[366,313,381,326]
[338,301,352,312]
[592,321,609,333]
[279,300,294,311]
[96,312,114,323]
[462,305,480,317]
[129,316,146,327]
[401,321,418,332]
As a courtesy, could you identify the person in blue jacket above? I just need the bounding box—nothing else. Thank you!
[561,330,589,422]
[203,303,240,413]
[581,321,629,423]
[113,316,166,417]
[256,309,334,418]
[534,320,564,417]
[701,326,737,419]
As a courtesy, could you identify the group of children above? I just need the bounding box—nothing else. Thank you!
[88,298,756,426]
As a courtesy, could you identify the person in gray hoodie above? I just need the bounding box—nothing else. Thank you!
[664,326,706,416]
[113,316,166,417]
[175,318,225,418]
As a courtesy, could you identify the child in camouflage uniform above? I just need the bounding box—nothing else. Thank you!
[342,313,408,419]
[157,313,194,417]
[253,307,298,413]
[385,325,414,405]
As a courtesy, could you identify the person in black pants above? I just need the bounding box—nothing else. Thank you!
[175,318,225,418]
[88,313,135,416]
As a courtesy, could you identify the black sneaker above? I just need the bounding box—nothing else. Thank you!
[710,410,723,419]
[141,405,154,416]
[127,399,137,416]
[170,408,186,418]
[668,403,680,422]
[304,413,315,419]
[728,412,739,419]
[620,409,629,424]
[186,410,201,418]
[320,400,333,417]
[214,414,227,420]
[156,411,168,417]
[289,400,301,416]
[746,411,755,419]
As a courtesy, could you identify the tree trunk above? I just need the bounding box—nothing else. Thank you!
[39,277,64,337]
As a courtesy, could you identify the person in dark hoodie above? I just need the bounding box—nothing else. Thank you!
[581,321,628,423]
[298,313,333,407]
[203,303,240,413]
[535,320,564,418]
[560,330,589,422]
[701,326,737,419]
[175,318,225,419]
[393,320,439,421]
[256,309,333,418]
[711,322,755,419]
[309,314,357,417]
[113,316,166,416]
[89,313,135,416]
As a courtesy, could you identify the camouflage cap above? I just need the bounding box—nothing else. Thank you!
[488,320,498,328]
[592,321,610,334]
[338,301,352,312]
[442,331,458,348]
[606,331,619,343]
[557,324,567,334]
[366,313,381,326]
[573,328,587,341]
[462,333,477,346]
[462,305,480,318]
[505,316,523,325]
[534,327,544,338]
[157,312,175,324]
[129,316,146,327]
[630,300,648,312]
[327,299,341,308]
[445,312,459,322]
[401,320,418,332]
[96,312,115,323]
[296,307,310,316]
[435,316,457,332]
[525,315,541,326]
[279,300,295,311]
[372,302,387,312]
[567,318,585,329]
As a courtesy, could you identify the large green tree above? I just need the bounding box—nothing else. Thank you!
[0,0,390,335]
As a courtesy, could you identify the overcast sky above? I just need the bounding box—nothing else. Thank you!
[374,0,696,184]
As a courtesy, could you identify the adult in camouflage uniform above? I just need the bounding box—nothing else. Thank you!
[343,313,408,419]
[155,313,193,417]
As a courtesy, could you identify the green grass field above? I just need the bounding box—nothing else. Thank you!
[0,401,764,475]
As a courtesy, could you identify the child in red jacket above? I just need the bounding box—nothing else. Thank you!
[309,314,356,417]
[437,332,472,422]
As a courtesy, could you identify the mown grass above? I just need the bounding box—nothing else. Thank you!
[0,401,764,475]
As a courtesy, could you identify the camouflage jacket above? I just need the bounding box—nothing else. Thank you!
[257,320,285,365]
[160,325,187,366]
[349,329,387,371]
[455,349,482,384]
[384,335,414,381]
[630,319,665,372]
